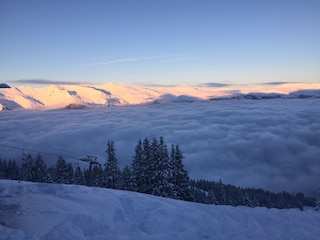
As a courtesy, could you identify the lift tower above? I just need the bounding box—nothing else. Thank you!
[79,155,100,186]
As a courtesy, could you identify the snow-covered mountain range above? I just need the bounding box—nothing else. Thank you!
[1,82,320,110]
[1,180,319,240]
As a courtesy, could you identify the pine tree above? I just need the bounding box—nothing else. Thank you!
[151,137,173,198]
[21,154,34,181]
[46,166,55,183]
[171,144,192,201]
[84,168,91,186]
[7,160,19,180]
[146,137,160,195]
[1,159,19,180]
[90,164,104,187]
[132,139,145,192]
[0,159,7,179]
[73,164,85,185]
[66,163,74,184]
[105,140,121,189]
[215,179,227,205]
[54,156,68,184]
[33,154,47,182]
[142,137,152,193]
[207,190,216,204]
[295,192,305,211]
[122,165,134,191]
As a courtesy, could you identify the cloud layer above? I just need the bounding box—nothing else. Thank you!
[0,99,319,197]
[86,52,198,66]
[10,79,91,85]
[197,82,231,88]
[0,83,11,88]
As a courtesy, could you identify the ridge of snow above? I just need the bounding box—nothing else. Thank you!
[0,82,320,110]
[290,89,320,98]
[98,82,162,104]
[1,180,319,240]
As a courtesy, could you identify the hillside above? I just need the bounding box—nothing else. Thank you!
[1,82,320,110]
[1,180,319,240]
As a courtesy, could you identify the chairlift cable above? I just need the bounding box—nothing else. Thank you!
[0,143,78,160]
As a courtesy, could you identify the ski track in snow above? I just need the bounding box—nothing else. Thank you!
[0,180,319,240]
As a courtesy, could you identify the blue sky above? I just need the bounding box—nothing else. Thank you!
[1,0,319,87]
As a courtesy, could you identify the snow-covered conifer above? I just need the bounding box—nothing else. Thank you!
[33,154,47,183]
[74,165,85,185]
[171,144,192,201]
[105,140,121,189]
[21,154,34,182]
[46,166,55,183]
[142,137,152,193]
[54,156,69,184]
[90,164,104,187]
[151,137,173,198]
[0,159,7,179]
[122,165,134,191]
[132,139,145,192]
[66,163,74,184]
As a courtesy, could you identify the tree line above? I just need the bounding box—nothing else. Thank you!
[189,179,316,210]
[0,137,316,210]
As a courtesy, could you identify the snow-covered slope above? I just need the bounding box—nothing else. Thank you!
[1,82,320,110]
[0,180,319,240]
[97,82,162,104]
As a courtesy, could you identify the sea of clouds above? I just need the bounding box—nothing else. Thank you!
[1,99,319,197]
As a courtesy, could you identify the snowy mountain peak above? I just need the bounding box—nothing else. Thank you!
[0,82,320,110]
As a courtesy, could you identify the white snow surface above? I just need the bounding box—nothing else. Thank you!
[1,180,319,240]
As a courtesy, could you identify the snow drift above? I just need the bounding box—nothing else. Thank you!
[0,180,319,240]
